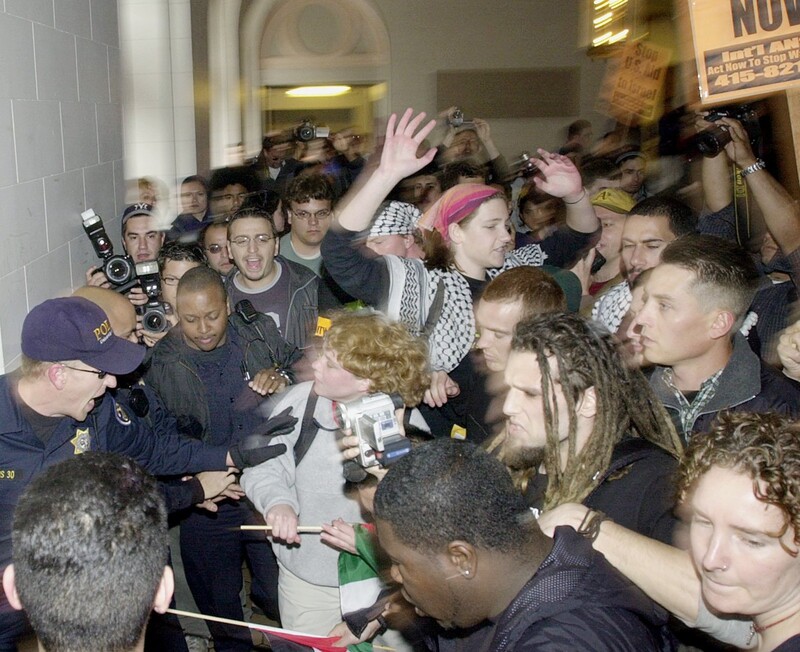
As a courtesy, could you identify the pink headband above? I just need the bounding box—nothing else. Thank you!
[417,184,501,243]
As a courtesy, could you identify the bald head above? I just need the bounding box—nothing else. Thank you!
[176,266,226,304]
[72,287,138,343]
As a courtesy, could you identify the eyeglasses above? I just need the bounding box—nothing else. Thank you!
[204,244,228,255]
[291,209,332,221]
[61,364,109,379]
[229,234,275,247]
[161,275,181,286]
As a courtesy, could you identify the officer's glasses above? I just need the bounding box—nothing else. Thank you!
[61,364,109,379]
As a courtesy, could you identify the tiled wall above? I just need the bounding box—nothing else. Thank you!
[0,0,125,372]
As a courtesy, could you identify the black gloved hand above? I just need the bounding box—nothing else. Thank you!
[261,407,297,437]
[228,408,297,468]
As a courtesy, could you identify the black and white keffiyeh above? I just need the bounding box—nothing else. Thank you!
[383,244,547,372]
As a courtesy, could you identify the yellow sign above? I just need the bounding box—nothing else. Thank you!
[315,317,332,338]
[689,0,800,103]
[598,40,672,124]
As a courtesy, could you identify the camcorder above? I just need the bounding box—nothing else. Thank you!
[294,119,330,143]
[81,209,138,293]
[335,393,410,482]
[695,104,761,158]
[447,107,475,129]
[134,261,170,333]
[508,151,539,180]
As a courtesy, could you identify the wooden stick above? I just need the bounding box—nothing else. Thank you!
[167,607,300,636]
[166,608,395,651]
[240,525,323,533]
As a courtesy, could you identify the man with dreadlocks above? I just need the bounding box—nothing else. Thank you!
[499,312,683,543]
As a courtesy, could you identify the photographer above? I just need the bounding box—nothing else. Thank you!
[240,311,430,637]
[253,134,300,195]
[434,106,510,186]
[84,203,167,310]
[697,114,800,364]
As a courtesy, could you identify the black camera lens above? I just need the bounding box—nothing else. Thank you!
[142,309,167,333]
[696,126,732,158]
[296,124,314,142]
[105,256,135,285]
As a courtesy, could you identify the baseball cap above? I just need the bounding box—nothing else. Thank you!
[615,149,645,166]
[121,203,156,231]
[591,188,635,215]
[22,297,145,375]
[541,265,582,314]
[370,201,422,237]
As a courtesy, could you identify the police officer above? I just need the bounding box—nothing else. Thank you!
[0,297,292,651]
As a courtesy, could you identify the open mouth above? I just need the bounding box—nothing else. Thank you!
[245,258,262,272]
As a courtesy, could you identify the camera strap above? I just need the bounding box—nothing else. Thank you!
[732,165,752,246]
[293,388,319,467]
[421,281,446,341]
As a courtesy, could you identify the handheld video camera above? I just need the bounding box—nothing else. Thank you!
[335,393,411,471]
[294,119,331,143]
[509,151,540,180]
[81,209,138,293]
[447,107,475,130]
[134,261,170,333]
[695,104,761,158]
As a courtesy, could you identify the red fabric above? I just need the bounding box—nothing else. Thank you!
[418,183,501,243]
[252,623,347,652]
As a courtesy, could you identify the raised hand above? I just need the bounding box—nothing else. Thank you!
[376,109,438,183]
[719,117,758,169]
[531,149,584,201]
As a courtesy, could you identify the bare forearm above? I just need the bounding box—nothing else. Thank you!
[565,190,599,234]
[594,520,701,623]
[335,167,397,232]
[335,110,437,232]
[701,155,732,212]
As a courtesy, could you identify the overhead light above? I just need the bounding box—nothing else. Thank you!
[608,29,629,44]
[285,86,351,98]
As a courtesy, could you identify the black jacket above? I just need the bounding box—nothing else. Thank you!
[0,374,228,570]
[525,438,679,544]
[650,334,800,442]
[145,312,301,443]
[225,255,319,350]
[433,527,674,651]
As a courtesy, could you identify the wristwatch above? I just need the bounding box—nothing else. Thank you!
[741,159,766,177]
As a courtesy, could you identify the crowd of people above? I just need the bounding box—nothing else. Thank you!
[3,102,800,652]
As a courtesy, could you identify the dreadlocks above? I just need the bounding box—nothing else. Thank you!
[506,312,682,508]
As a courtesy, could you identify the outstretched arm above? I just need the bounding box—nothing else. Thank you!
[721,117,800,254]
[335,109,437,233]
[537,502,700,623]
[531,150,598,234]
[697,114,734,213]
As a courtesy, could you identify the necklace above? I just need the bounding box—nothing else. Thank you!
[747,606,800,646]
